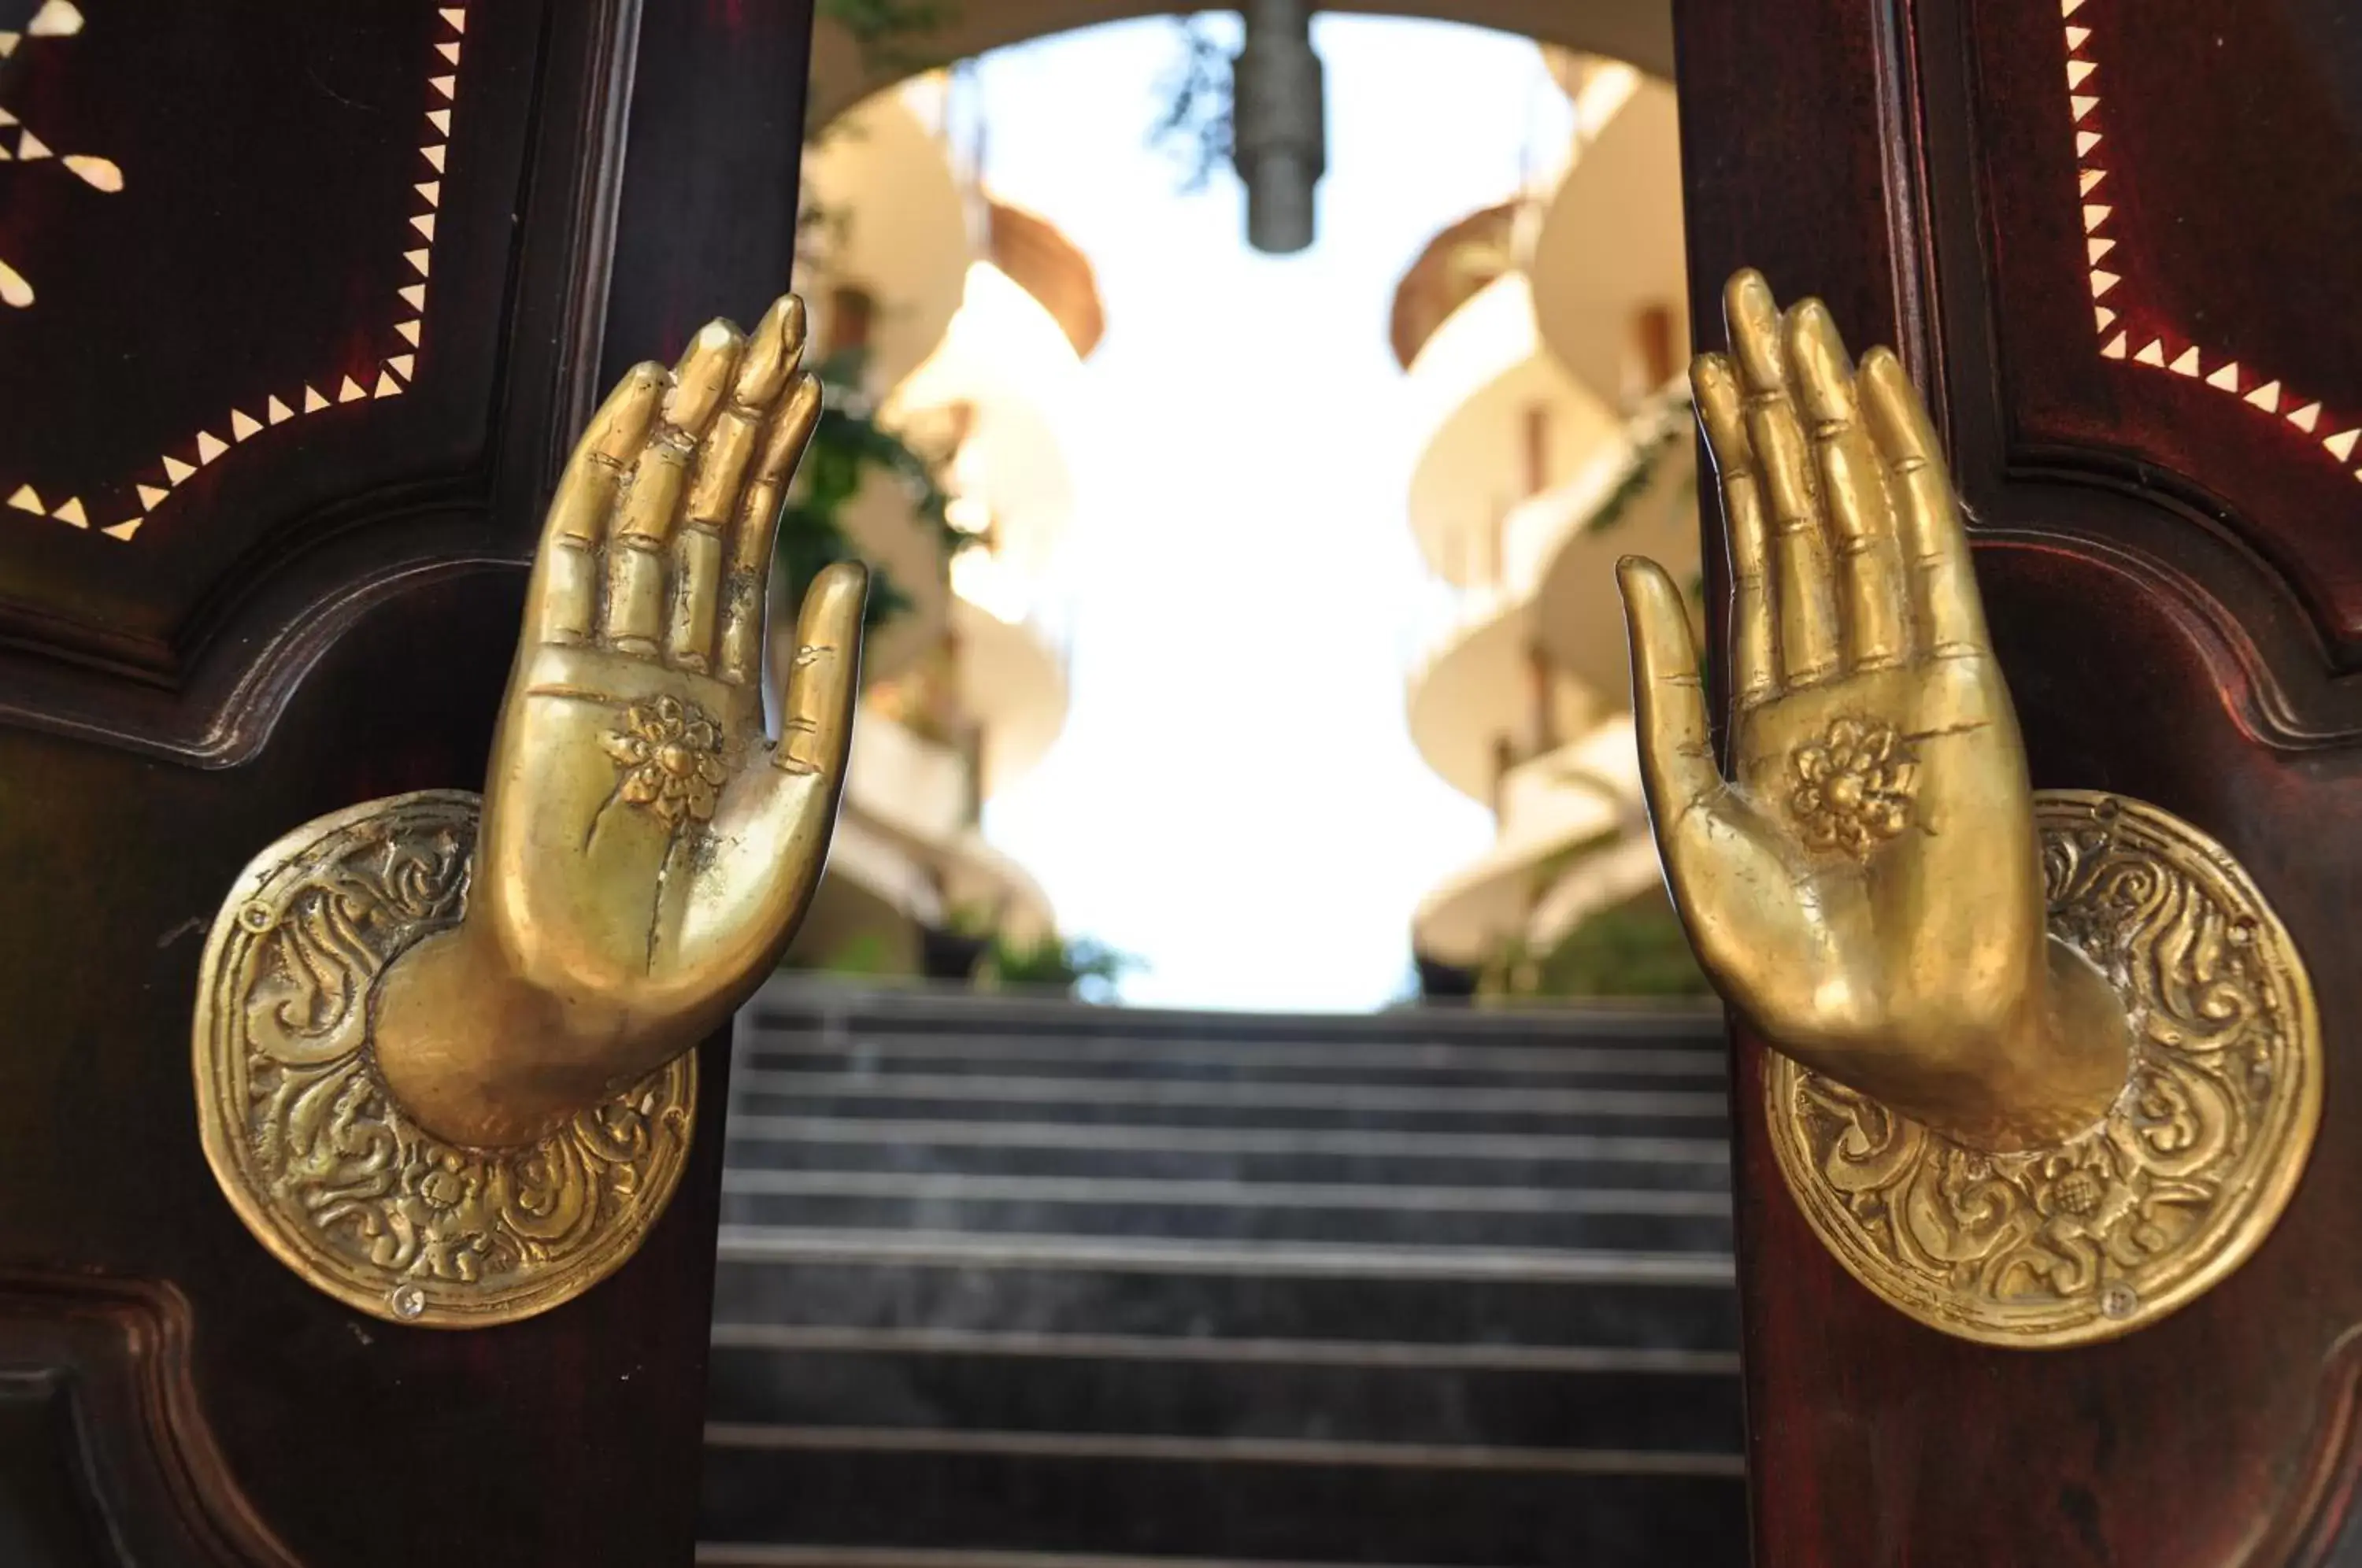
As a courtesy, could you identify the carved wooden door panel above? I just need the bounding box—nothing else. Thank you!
[1673,0,2362,1562]
[0,2,813,1561]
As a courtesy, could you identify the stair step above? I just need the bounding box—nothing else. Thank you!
[698,1435,1746,1567]
[738,1032,1727,1088]
[709,1326,1740,1374]
[709,990,1746,1567]
[729,1093,1725,1139]
[704,1336,1742,1452]
[716,1185,1731,1253]
[712,1255,1738,1352]
[720,1170,1731,1216]
[735,1070,1724,1117]
[699,1548,1536,1568]
[718,1229,1732,1283]
[747,993,1723,1048]
[723,1119,1730,1191]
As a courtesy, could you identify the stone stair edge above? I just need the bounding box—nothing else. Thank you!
[752,978,1727,1043]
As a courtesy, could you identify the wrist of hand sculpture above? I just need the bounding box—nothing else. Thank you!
[194,295,866,1325]
[1617,272,2319,1346]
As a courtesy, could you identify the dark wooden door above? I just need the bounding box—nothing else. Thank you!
[1674,1,2362,1562]
[0,2,813,1560]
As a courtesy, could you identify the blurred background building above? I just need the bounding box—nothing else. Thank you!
[1393,54,1707,1001]
[776,76,1105,989]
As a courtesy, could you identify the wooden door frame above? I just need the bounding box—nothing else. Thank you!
[1675,1,2362,1561]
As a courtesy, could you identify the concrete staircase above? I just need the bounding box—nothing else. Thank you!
[698,982,1747,1568]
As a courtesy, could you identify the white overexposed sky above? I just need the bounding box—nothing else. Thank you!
[964,17,1575,1012]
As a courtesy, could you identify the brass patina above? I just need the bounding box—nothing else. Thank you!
[194,296,866,1326]
[1620,272,2319,1344]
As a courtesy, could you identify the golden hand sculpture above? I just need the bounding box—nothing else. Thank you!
[1616,272,2131,1151]
[196,294,868,1325]
[372,296,867,1148]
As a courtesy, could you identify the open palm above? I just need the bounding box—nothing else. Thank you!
[1618,272,2119,1148]
[377,297,866,1147]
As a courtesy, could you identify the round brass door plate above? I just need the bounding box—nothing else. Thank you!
[1767,791,2321,1348]
[193,791,697,1328]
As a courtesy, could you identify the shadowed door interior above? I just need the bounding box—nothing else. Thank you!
[0,1,815,1561]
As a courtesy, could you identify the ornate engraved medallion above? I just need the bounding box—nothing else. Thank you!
[1767,791,2320,1347]
[193,791,697,1328]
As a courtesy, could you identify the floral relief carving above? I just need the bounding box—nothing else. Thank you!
[1788,717,1917,857]
[197,791,694,1326]
[1768,792,2319,1345]
[602,695,728,827]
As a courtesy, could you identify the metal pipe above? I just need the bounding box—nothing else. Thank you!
[1230,0,1325,253]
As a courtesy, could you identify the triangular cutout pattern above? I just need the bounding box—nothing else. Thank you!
[0,0,470,543]
[2052,9,2353,481]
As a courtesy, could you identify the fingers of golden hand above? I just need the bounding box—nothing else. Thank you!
[713,369,823,685]
[534,365,665,644]
[1858,347,1987,656]
[776,560,868,778]
[528,296,820,679]
[1699,270,1987,706]
[598,320,744,654]
[1616,555,1720,833]
[1788,301,1910,671]
[1690,355,1776,712]
[1726,271,1842,689]
[673,296,809,673]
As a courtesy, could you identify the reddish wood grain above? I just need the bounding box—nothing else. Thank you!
[1677,0,2362,1562]
[0,1,817,1560]
[1966,0,2362,664]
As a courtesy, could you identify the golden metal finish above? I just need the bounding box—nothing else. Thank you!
[193,295,865,1325]
[1619,270,2134,1153]
[194,793,696,1328]
[1620,272,2318,1341]
[1768,792,2320,1347]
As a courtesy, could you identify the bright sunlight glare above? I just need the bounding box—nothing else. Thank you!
[970,17,1577,1011]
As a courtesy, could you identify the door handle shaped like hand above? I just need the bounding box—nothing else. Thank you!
[1618,271,2320,1348]
[193,297,867,1327]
